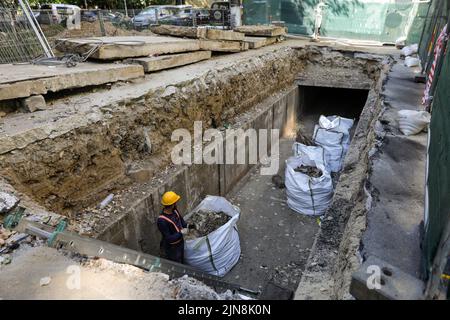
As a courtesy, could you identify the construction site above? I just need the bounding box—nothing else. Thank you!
[0,0,449,302]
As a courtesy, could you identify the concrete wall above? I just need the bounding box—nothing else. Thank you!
[98,86,299,255]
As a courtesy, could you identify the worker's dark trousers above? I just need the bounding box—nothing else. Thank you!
[163,240,184,264]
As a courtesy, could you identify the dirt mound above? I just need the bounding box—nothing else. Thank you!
[185,210,230,239]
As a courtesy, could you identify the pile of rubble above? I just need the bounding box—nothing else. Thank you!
[294,165,323,178]
[185,210,230,239]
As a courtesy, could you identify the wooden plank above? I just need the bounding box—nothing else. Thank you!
[234,25,287,37]
[150,25,207,39]
[55,36,201,60]
[128,51,212,73]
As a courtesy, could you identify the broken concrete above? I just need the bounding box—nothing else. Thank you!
[56,36,202,60]
[350,256,425,300]
[243,37,267,49]
[235,25,286,37]
[206,29,245,41]
[128,51,212,73]
[0,192,19,214]
[150,25,207,39]
[199,39,249,52]
[0,62,144,101]
[20,95,47,113]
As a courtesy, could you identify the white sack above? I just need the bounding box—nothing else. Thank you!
[184,196,241,277]
[285,155,333,216]
[401,43,418,57]
[405,56,420,67]
[313,115,354,172]
[397,110,431,136]
[292,142,328,170]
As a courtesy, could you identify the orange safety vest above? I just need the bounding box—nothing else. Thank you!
[158,210,183,245]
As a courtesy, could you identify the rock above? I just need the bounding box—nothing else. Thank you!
[40,276,52,286]
[1,254,11,265]
[0,192,19,214]
[20,95,47,113]
[162,86,177,98]
[271,174,285,189]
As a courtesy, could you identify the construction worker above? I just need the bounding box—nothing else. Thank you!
[157,191,188,264]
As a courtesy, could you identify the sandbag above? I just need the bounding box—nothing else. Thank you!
[313,115,354,172]
[184,196,241,277]
[285,155,333,216]
[395,36,406,49]
[397,110,431,136]
[405,56,420,67]
[401,43,418,57]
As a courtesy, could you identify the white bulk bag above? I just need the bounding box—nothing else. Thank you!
[401,43,418,57]
[184,196,241,277]
[285,156,333,216]
[313,115,354,172]
[292,142,328,169]
[405,56,420,68]
[397,110,431,136]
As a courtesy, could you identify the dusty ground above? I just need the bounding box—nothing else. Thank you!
[0,245,240,300]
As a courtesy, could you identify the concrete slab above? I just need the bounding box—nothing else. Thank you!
[235,25,286,37]
[243,37,267,49]
[207,29,245,41]
[350,256,425,300]
[150,25,207,39]
[56,36,202,60]
[200,39,249,52]
[0,62,144,101]
[128,51,212,73]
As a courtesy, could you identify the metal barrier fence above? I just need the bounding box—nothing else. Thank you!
[0,0,53,64]
[417,0,450,279]
[32,7,231,38]
[243,0,430,44]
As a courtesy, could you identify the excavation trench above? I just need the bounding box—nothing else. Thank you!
[0,44,389,297]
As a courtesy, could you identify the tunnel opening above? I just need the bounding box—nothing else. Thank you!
[297,86,370,138]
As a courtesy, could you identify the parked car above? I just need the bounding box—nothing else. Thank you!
[81,11,97,23]
[37,3,81,25]
[132,5,192,29]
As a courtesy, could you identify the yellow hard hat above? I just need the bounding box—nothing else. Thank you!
[161,191,181,206]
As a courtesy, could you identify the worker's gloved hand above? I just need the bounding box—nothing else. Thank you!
[180,228,189,235]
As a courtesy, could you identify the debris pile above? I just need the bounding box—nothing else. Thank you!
[294,165,322,178]
[0,192,19,214]
[170,275,242,300]
[185,210,230,239]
